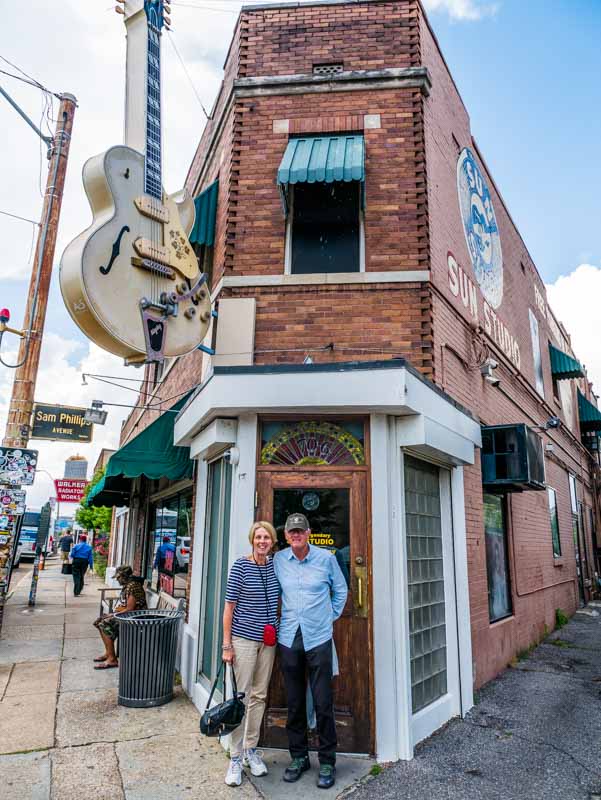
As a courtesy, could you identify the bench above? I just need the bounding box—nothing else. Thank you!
[98,581,186,616]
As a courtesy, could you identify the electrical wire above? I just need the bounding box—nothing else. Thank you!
[166,30,211,119]
[0,209,40,226]
[0,55,62,99]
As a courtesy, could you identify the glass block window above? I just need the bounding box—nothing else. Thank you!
[404,455,447,714]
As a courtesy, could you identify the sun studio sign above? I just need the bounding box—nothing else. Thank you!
[448,148,521,370]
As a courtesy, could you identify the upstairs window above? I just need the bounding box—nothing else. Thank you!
[289,181,361,274]
[278,135,365,275]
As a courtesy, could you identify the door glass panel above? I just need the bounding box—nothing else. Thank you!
[404,456,447,713]
[273,488,350,585]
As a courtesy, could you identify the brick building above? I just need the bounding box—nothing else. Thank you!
[98,0,601,762]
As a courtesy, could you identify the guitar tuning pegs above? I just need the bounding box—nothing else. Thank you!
[164,15,171,25]
[115,5,125,13]
[164,2,171,11]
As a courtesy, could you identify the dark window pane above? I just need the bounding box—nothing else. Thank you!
[548,487,562,558]
[291,181,360,274]
[483,493,512,622]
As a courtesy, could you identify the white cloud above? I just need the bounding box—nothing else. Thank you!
[546,264,601,396]
[422,0,499,20]
[0,333,137,510]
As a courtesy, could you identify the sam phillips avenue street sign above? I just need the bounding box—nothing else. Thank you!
[31,404,93,443]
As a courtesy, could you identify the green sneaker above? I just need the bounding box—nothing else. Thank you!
[317,764,336,789]
[283,756,311,782]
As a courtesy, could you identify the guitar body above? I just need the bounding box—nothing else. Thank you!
[60,145,211,361]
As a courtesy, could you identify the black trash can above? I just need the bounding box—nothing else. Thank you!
[116,609,184,708]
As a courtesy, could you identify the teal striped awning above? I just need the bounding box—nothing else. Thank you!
[277,135,365,185]
[578,390,601,431]
[190,180,218,247]
[549,343,584,380]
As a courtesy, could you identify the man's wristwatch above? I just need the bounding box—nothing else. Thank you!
[222,644,233,651]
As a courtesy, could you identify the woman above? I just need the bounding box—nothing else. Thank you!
[93,565,147,669]
[222,521,279,787]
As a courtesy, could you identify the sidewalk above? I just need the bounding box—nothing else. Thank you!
[0,561,372,799]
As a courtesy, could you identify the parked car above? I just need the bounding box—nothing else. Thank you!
[175,536,190,572]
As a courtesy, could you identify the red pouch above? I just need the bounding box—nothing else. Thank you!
[263,624,277,647]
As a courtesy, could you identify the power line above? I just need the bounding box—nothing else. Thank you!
[166,30,211,119]
[0,55,61,99]
[0,209,40,226]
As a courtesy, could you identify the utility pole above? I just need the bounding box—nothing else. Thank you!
[3,92,77,448]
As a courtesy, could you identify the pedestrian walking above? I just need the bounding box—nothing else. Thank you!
[70,533,93,596]
[273,513,348,790]
[221,521,280,787]
[59,529,74,563]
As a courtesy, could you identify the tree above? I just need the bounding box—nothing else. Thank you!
[75,468,113,532]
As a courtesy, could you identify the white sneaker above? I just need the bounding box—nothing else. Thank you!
[225,756,243,787]
[243,748,268,777]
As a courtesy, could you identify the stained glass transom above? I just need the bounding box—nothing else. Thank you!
[404,456,447,714]
[260,421,365,466]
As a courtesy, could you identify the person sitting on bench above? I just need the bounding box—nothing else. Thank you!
[93,565,147,669]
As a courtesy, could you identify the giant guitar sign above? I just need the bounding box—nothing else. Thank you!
[59,0,211,364]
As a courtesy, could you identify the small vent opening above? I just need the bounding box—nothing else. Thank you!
[313,63,344,77]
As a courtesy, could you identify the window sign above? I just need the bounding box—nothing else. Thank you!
[483,494,512,622]
[261,420,365,466]
[547,487,561,558]
[528,309,544,397]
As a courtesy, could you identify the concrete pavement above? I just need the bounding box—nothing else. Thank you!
[0,561,372,799]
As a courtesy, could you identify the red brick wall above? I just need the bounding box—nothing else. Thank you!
[420,13,596,686]
[237,0,421,77]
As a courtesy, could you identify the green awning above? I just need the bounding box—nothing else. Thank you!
[549,343,584,380]
[86,394,193,508]
[190,180,218,247]
[578,390,601,431]
[277,135,365,185]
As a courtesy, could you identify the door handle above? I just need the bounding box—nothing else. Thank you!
[354,564,368,618]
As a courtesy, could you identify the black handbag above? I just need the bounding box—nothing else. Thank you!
[200,661,245,739]
[61,562,72,575]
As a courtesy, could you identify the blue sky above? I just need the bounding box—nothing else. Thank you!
[430,0,601,282]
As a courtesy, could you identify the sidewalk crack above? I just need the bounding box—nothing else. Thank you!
[113,741,127,800]
[1,663,15,701]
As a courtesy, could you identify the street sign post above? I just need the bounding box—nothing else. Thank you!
[28,502,51,607]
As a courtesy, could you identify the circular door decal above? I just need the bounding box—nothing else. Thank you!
[457,147,503,309]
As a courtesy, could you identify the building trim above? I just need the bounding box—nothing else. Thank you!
[190,67,432,194]
[220,270,430,289]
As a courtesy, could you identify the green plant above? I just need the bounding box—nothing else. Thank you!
[75,468,113,533]
[516,647,531,662]
[549,638,574,648]
[369,764,382,777]
[94,555,108,581]
[555,608,569,629]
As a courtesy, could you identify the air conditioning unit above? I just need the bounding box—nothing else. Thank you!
[481,424,546,492]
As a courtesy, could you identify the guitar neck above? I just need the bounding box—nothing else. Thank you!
[144,21,162,200]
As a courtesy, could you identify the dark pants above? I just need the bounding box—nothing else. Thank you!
[72,558,88,596]
[279,628,337,766]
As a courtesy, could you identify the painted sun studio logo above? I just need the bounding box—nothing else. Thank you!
[456,147,503,309]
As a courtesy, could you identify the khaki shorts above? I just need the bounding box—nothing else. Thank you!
[60,551,70,562]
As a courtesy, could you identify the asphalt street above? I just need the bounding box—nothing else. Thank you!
[350,608,601,800]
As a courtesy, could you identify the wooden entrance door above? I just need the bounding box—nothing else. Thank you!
[257,470,372,755]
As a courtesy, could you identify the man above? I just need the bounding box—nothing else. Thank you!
[153,535,176,589]
[59,529,74,563]
[70,533,93,596]
[274,513,348,790]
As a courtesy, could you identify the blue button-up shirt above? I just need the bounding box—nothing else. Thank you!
[70,542,93,568]
[274,544,348,651]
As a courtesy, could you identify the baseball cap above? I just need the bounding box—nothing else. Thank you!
[285,513,310,532]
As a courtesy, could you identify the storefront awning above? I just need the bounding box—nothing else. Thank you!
[549,343,584,380]
[578,390,601,431]
[277,135,365,185]
[86,393,194,508]
[190,180,218,247]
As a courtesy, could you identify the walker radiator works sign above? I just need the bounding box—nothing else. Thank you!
[31,404,93,443]
[54,479,88,503]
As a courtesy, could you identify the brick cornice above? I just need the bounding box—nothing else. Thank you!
[190,67,432,194]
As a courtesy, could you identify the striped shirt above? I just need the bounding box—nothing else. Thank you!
[225,557,280,642]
